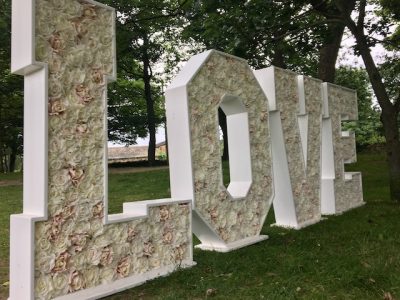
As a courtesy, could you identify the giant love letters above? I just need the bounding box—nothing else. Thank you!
[10,1,364,299]
[10,1,194,299]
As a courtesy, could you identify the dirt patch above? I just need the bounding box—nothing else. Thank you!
[0,180,22,187]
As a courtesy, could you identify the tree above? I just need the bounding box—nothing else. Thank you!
[104,0,188,165]
[0,0,23,173]
[107,77,164,146]
[106,51,165,146]
[312,0,400,201]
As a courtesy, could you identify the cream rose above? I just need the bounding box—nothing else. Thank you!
[99,267,115,284]
[82,267,100,287]
[35,254,56,274]
[35,275,54,300]
[52,272,68,293]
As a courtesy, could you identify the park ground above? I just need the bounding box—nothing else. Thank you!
[0,152,399,299]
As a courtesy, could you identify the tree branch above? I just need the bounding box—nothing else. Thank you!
[357,0,367,30]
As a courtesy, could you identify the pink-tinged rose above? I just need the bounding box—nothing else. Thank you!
[68,165,85,186]
[163,231,173,244]
[126,227,139,243]
[143,242,155,257]
[70,18,88,41]
[69,233,90,253]
[75,84,94,104]
[48,97,66,116]
[76,121,88,134]
[92,67,104,84]
[52,251,71,274]
[68,270,86,292]
[218,227,229,241]
[99,245,113,266]
[174,244,186,262]
[62,204,76,219]
[159,206,170,221]
[92,202,104,219]
[116,256,131,278]
[208,208,218,221]
[82,4,97,19]
[48,32,64,53]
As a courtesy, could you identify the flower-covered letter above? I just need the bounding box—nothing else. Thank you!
[321,83,364,214]
[10,0,194,299]
[255,67,323,229]
[165,50,274,252]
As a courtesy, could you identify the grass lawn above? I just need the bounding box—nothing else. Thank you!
[0,153,399,299]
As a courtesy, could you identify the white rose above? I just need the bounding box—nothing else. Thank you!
[76,203,92,221]
[35,275,54,300]
[113,242,131,258]
[49,76,63,97]
[148,253,161,268]
[82,266,100,287]
[36,235,52,253]
[226,210,238,227]
[53,236,71,254]
[52,272,68,293]
[49,115,66,133]
[134,257,150,274]
[51,169,70,188]
[104,224,128,244]
[35,254,56,274]
[99,267,115,284]
[36,37,51,62]
[94,234,114,247]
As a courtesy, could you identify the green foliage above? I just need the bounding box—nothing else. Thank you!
[379,55,400,104]
[0,0,24,172]
[102,0,188,150]
[335,67,385,148]
[377,0,400,51]
[182,0,324,75]
[107,77,164,145]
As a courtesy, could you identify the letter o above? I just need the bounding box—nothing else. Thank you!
[166,50,274,252]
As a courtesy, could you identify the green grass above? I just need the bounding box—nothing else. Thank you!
[0,153,399,299]
[108,169,171,214]
[0,171,22,182]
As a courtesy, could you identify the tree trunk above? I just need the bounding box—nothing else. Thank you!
[142,33,156,166]
[271,46,287,69]
[346,16,400,202]
[381,110,400,201]
[311,0,355,82]
[317,22,345,83]
[0,145,4,173]
[9,144,18,172]
[218,108,229,161]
